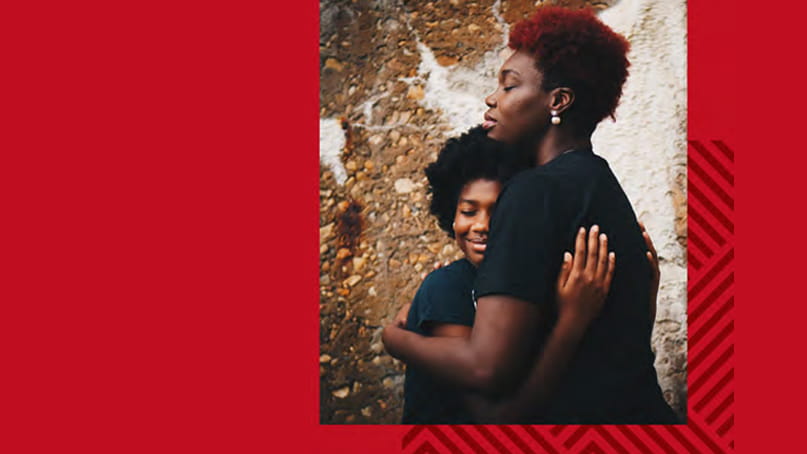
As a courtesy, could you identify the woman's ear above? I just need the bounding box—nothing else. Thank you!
[549,87,575,115]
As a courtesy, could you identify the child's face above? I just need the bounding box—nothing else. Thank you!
[453,179,502,267]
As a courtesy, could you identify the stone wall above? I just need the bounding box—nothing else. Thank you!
[319,0,687,424]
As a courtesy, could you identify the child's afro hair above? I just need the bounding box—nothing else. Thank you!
[509,7,631,134]
[425,126,515,238]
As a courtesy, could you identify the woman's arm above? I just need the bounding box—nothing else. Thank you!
[382,294,537,393]
[465,228,615,422]
[382,226,610,395]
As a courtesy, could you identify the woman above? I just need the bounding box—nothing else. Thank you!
[397,126,619,424]
[384,7,677,423]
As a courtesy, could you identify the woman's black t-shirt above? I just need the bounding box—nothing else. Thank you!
[475,148,678,424]
[402,259,477,424]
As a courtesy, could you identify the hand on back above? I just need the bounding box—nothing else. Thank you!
[555,225,615,327]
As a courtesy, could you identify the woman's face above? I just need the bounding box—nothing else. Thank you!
[483,50,550,145]
[453,178,502,267]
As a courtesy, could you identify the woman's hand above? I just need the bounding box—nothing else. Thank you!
[639,221,660,325]
[555,225,615,329]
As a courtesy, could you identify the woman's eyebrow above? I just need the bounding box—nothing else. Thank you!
[458,199,480,205]
[501,68,521,78]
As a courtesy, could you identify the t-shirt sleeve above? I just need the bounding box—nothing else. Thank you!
[415,269,475,329]
[475,173,562,308]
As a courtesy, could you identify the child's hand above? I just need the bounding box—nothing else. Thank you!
[639,221,660,325]
[420,260,450,280]
[555,226,615,328]
[393,302,412,327]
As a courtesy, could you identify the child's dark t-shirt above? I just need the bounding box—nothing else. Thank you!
[402,259,477,424]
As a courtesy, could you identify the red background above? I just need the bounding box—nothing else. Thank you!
[0,1,802,452]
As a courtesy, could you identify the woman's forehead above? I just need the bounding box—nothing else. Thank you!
[500,50,541,80]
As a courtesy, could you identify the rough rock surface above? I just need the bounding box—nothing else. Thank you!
[319,0,687,424]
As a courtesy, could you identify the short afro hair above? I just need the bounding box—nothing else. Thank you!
[509,7,630,134]
[425,126,515,238]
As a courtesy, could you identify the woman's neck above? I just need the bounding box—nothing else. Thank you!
[532,129,592,166]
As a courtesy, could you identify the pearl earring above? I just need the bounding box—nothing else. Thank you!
[551,110,561,125]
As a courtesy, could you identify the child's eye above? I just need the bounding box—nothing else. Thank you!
[461,210,476,216]
[503,86,515,92]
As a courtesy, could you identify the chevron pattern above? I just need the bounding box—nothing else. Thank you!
[400,140,735,453]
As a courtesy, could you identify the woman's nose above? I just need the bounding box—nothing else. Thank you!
[485,90,496,108]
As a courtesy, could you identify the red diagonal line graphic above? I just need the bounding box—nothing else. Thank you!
[711,140,735,163]
[549,425,566,436]
[450,426,488,454]
[688,248,733,300]
[413,441,440,454]
[717,415,734,437]
[689,419,728,454]
[404,427,427,448]
[615,426,654,454]
[473,425,512,454]
[690,252,703,270]
[691,294,734,348]
[706,392,734,425]
[690,346,733,396]
[694,368,734,413]
[638,426,677,454]
[496,426,536,454]
[689,296,734,350]
[689,157,734,210]
[689,205,726,246]
[521,426,559,454]
[581,440,607,454]
[690,182,734,233]
[403,427,465,454]
[689,140,734,186]
[690,273,734,327]
[690,321,733,372]
[563,426,589,448]
[689,228,715,257]
[663,426,700,454]
[593,426,630,454]
[426,426,465,454]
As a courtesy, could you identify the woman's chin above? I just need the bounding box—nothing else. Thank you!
[486,129,514,145]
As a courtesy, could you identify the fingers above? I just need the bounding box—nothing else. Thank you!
[585,225,600,277]
[640,222,658,260]
[595,231,609,281]
[603,252,616,293]
[572,227,587,275]
[556,251,573,291]
[640,225,660,279]
[646,250,656,269]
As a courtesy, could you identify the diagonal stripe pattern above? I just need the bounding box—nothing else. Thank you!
[401,140,735,453]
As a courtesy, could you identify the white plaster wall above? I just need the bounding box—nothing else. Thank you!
[596,0,688,409]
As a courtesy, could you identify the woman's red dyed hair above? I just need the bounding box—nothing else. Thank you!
[509,7,630,133]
